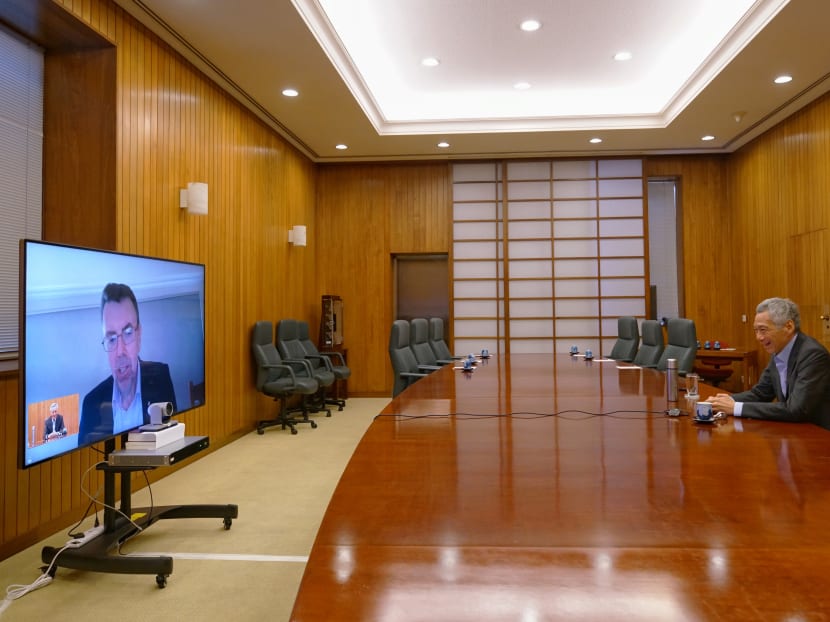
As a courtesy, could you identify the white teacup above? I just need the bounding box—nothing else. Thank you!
[695,401,713,421]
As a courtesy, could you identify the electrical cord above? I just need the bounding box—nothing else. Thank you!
[374,408,676,422]
[1,462,155,616]
[0,543,69,618]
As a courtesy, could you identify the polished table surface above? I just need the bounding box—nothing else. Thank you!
[290,354,830,621]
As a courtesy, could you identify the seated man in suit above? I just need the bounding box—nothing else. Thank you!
[43,402,67,441]
[79,283,177,445]
[709,297,830,429]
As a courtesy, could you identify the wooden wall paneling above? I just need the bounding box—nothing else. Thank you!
[316,163,452,396]
[726,90,830,364]
[1,375,16,545]
[43,47,117,250]
[643,156,740,347]
[0,0,321,559]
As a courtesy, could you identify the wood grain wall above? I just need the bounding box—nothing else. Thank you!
[1,0,319,558]
[315,163,452,396]
[643,155,742,344]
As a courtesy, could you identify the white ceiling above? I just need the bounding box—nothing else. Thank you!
[114,0,830,163]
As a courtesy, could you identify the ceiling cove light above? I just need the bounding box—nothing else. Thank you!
[437,141,450,148]
[701,135,715,141]
[282,88,299,97]
[614,51,632,61]
[520,19,541,32]
[589,137,603,144]
[421,57,440,67]
[774,74,793,84]
[335,144,348,150]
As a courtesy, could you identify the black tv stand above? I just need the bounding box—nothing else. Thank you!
[40,436,238,588]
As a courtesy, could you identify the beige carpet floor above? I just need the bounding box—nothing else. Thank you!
[0,398,389,622]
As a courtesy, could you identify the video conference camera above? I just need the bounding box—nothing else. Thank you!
[148,401,174,425]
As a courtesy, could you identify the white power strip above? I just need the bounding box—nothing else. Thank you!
[65,525,105,549]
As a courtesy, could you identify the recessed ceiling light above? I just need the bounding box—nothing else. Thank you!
[589,138,603,144]
[335,144,348,150]
[421,57,440,67]
[282,88,299,97]
[437,142,450,148]
[513,81,531,90]
[614,51,632,61]
[774,74,793,84]
[701,135,715,141]
[520,19,541,32]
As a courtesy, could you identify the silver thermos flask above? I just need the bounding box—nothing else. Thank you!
[666,358,678,402]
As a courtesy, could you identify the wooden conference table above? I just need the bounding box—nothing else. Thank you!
[290,354,830,621]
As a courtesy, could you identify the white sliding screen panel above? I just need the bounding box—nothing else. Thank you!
[452,162,505,355]
[452,159,646,357]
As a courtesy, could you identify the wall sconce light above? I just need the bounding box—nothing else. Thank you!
[288,225,307,247]
[179,182,208,215]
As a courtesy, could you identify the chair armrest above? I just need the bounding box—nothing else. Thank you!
[418,365,442,372]
[262,362,298,382]
[282,357,315,375]
[319,350,347,366]
[436,359,453,365]
[304,353,334,371]
[400,372,429,379]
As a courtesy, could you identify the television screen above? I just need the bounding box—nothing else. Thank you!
[19,240,205,468]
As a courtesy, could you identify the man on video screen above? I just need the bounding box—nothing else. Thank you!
[43,402,67,441]
[79,283,177,444]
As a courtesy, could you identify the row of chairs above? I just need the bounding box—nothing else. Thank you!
[388,317,457,397]
[251,319,351,434]
[609,316,697,375]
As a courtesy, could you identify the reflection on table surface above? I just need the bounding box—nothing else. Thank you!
[291,354,830,621]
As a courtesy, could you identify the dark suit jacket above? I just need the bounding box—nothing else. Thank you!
[732,332,830,429]
[79,360,177,445]
[43,414,66,440]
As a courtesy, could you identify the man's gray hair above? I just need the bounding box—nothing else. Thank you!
[756,297,800,330]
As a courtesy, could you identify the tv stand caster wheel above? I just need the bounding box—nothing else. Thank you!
[338,405,344,411]
[257,427,264,435]
[223,517,232,530]
[156,574,168,589]
[291,428,298,435]
[311,421,318,429]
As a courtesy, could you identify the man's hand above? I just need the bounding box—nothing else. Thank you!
[708,393,736,414]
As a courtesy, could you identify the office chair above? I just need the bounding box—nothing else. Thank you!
[428,317,462,362]
[608,316,639,362]
[297,319,349,411]
[656,317,697,375]
[276,319,333,417]
[388,319,430,397]
[410,318,450,367]
[633,320,664,367]
[251,320,319,435]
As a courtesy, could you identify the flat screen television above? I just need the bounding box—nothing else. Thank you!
[19,240,206,469]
